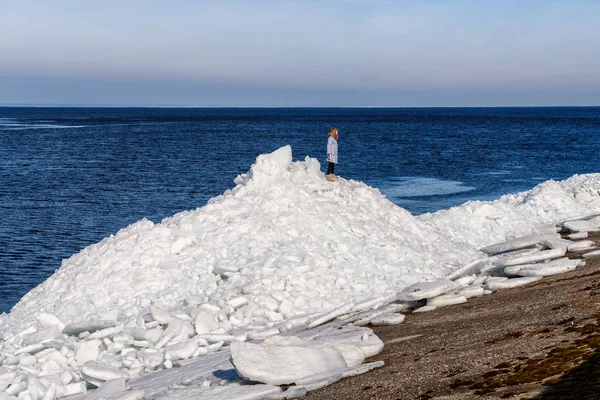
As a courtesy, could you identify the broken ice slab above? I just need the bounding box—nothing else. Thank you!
[230,339,347,385]
[370,314,405,326]
[489,247,541,264]
[480,232,559,255]
[445,258,489,281]
[567,240,595,251]
[351,295,397,314]
[504,258,580,277]
[583,250,600,258]
[426,294,467,308]
[62,321,116,336]
[129,351,234,398]
[558,212,600,224]
[494,247,566,267]
[80,360,129,386]
[457,285,485,299]
[485,276,542,291]
[398,279,461,301]
[563,219,600,232]
[567,231,589,240]
[307,302,355,329]
[543,237,594,252]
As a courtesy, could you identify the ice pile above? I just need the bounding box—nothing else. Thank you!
[2,145,600,399]
[0,145,482,336]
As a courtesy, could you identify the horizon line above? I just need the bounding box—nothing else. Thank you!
[1,104,600,109]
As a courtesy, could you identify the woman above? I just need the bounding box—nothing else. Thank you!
[326,127,338,181]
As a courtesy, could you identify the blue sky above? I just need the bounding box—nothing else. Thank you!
[0,0,598,106]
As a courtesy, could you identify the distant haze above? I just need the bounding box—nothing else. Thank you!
[1,0,599,106]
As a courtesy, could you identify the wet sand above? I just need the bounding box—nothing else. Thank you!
[305,232,600,400]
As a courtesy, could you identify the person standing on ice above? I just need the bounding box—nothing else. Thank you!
[327,127,339,181]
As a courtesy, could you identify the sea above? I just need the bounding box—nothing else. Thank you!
[1,107,599,314]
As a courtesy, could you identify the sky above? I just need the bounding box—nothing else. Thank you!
[0,0,599,107]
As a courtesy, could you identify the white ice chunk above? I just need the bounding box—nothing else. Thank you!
[63,321,116,336]
[138,350,165,369]
[457,285,485,299]
[307,302,355,329]
[563,219,600,232]
[399,279,461,301]
[568,240,595,251]
[370,313,405,326]
[504,258,580,277]
[37,314,65,331]
[583,250,600,258]
[446,259,488,281]
[230,339,347,385]
[149,306,171,325]
[567,231,588,240]
[485,276,542,290]
[480,233,551,255]
[75,339,101,366]
[227,297,249,310]
[427,294,467,307]
[80,361,129,385]
[495,247,566,266]
[23,326,61,346]
[194,312,220,335]
[164,340,198,361]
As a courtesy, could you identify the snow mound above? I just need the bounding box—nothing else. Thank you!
[0,146,479,336]
[2,147,600,339]
[421,174,600,249]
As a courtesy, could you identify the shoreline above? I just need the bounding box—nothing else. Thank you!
[305,233,600,399]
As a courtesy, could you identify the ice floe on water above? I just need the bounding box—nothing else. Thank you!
[1,146,600,399]
[377,176,475,198]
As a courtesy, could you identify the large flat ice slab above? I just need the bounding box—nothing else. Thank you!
[230,337,349,385]
[398,279,461,301]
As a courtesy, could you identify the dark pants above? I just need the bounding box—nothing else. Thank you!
[327,162,335,175]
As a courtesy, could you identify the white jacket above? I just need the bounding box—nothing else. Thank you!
[327,136,338,164]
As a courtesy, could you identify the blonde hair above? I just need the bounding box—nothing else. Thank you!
[328,127,338,137]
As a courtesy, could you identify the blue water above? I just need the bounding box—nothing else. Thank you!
[1,107,599,313]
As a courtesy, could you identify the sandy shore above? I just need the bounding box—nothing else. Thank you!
[305,233,600,400]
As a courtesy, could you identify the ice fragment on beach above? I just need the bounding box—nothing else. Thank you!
[446,259,488,281]
[583,250,600,258]
[480,233,551,255]
[427,294,468,307]
[567,231,589,240]
[485,276,542,290]
[308,302,355,329]
[504,258,580,277]
[457,285,485,298]
[563,219,600,232]
[370,314,405,326]
[230,338,347,385]
[495,247,566,266]
[398,279,461,301]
